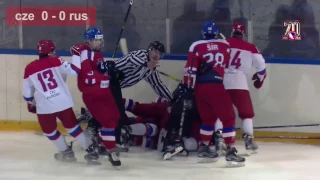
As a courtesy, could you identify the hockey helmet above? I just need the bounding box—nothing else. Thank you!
[148,41,165,58]
[202,20,219,39]
[84,27,104,50]
[37,39,55,55]
[232,22,246,35]
[84,27,103,40]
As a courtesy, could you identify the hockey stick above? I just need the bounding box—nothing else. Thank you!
[109,0,135,145]
[111,0,133,59]
[158,71,181,83]
[219,33,226,40]
[175,57,196,141]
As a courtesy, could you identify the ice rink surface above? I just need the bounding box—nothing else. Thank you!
[0,132,319,180]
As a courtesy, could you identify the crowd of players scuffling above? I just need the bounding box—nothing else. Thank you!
[22,20,266,169]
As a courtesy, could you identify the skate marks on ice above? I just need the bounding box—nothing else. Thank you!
[1,132,320,180]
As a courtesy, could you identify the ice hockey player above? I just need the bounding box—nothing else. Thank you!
[70,27,121,168]
[120,97,199,156]
[183,20,245,167]
[22,40,100,165]
[80,95,198,155]
[120,97,167,151]
[215,22,266,154]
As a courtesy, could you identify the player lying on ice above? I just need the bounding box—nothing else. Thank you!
[80,83,246,167]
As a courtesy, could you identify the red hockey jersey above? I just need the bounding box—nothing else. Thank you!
[184,39,231,88]
[70,43,110,94]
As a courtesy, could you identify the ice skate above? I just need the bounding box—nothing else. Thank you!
[107,148,121,169]
[213,129,227,156]
[89,132,108,156]
[243,133,258,155]
[77,107,92,124]
[119,125,132,152]
[225,146,245,167]
[198,143,219,163]
[84,145,101,165]
[97,144,109,156]
[54,146,77,163]
[163,142,186,160]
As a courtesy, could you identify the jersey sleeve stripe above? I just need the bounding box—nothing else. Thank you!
[23,96,33,101]
[71,55,81,70]
[257,68,266,75]
[70,64,80,74]
[87,50,92,60]
[80,50,88,62]
[71,46,80,55]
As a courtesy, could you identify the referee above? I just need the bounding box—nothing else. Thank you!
[115,41,172,100]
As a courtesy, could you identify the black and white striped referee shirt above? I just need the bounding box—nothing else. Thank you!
[115,50,172,100]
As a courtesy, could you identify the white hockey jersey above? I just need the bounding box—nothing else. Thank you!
[22,56,79,114]
[224,38,266,90]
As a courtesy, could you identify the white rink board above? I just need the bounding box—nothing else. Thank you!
[0,132,320,180]
[2,54,320,133]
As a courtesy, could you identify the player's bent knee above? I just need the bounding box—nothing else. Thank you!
[145,123,158,137]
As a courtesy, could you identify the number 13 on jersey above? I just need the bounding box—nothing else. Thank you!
[37,69,58,92]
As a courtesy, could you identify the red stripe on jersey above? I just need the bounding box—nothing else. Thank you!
[227,38,260,54]
[24,57,62,79]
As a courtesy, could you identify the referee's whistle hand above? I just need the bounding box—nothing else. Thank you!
[147,60,160,70]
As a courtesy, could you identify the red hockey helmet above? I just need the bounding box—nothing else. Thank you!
[232,22,246,35]
[37,40,55,55]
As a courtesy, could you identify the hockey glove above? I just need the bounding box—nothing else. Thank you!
[198,62,212,75]
[104,61,125,81]
[27,101,36,114]
[97,61,108,74]
[171,83,194,105]
[252,69,266,89]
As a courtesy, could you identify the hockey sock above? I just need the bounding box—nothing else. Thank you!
[122,98,135,112]
[66,124,90,150]
[44,130,68,151]
[199,124,215,145]
[141,136,154,149]
[130,123,157,136]
[99,128,116,150]
[222,126,236,147]
[242,118,254,135]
